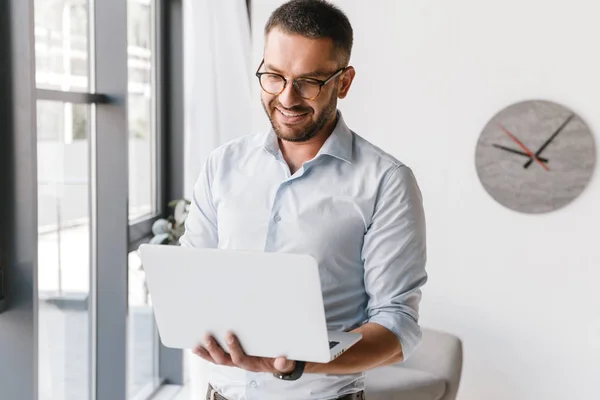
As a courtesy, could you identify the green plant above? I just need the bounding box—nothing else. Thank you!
[149,198,191,245]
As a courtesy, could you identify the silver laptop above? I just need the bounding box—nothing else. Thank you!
[138,244,362,363]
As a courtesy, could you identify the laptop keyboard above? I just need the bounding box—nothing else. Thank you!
[329,341,340,349]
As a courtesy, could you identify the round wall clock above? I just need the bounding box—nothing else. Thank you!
[475,100,596,214]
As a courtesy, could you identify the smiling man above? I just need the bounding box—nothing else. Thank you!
[180,1,428,399]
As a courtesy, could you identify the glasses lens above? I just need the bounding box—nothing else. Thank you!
[259,73,285,95]
[294,79,321,99]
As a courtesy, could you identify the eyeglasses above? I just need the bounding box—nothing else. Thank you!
[255,59,347,101]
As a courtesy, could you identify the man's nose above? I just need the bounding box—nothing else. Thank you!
[277,82,302,109]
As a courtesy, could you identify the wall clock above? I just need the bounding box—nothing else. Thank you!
[475,100,596,214]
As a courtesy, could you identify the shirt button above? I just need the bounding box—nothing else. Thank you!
[249,381,257,388]
[274,214,281,222]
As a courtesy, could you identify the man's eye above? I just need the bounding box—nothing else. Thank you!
[296,80,320,87]
[265,74,282,82]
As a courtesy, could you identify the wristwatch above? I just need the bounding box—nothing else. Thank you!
[273,361,305,381]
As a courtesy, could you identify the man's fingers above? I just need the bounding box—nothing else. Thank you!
[192,345,215,363]
[201,332,279,373]
[203,335,233,366]
[226,332,252,368]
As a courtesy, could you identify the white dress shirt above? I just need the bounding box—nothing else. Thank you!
[180,111,427,400]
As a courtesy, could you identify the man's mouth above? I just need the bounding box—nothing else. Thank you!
[276,108,310,124]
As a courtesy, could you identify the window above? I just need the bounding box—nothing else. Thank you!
[37,101,88,141]
[127,1,162,397]
[128,250,160,397]
[34,0,168,398]
[34,1,93,397]
[34,0,89,92]
[37,101,91,400]
[128,0,157,221]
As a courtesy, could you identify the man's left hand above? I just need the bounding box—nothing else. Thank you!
[193,332,295,374]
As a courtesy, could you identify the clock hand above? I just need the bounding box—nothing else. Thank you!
[523,113,574,169]
[492,144,549,163]
[497,123,550,171]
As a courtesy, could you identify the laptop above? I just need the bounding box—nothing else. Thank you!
[138,244,362,363]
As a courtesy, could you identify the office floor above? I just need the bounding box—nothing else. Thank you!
[175,387,191,399]
[155,385,192,400]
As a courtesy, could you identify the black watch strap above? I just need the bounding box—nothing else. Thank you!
[273,361,305,381]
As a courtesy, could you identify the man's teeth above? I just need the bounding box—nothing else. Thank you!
[280,110,305,117]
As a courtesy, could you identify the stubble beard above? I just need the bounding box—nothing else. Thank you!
[262,90,338,143]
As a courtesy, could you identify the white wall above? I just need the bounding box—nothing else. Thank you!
[251,1,600,399]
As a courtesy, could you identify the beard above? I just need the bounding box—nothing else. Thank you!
[262,89,338,143]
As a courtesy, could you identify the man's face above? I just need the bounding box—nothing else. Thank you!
[260,28,353,143]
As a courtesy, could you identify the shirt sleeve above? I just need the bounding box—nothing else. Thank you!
[362,165,427,360]
[179,151,219,249]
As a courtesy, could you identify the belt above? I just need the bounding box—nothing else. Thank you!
[207,384,365,400]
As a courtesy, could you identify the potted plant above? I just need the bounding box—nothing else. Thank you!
[135,199,190,304]
[149,198,191,245]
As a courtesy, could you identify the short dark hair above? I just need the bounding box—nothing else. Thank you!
[264,0,354,65]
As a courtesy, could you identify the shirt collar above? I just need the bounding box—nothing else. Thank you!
[263,126,280,156]
[317,111,353,163]
[263,110,353,163]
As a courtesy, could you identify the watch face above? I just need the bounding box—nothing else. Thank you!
[475,100,596,214]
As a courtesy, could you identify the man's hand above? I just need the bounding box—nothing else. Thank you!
[193,332,295,374]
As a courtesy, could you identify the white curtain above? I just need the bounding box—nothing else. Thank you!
[183,0,254,199]
[182,0,253,397]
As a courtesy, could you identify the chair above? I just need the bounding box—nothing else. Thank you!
[365,328,463,400]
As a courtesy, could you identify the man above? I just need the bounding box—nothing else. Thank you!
[179,0,427,399]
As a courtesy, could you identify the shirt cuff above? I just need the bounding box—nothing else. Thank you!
[368,312,422,361]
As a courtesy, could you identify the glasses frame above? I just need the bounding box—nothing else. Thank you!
[255,59,348,101]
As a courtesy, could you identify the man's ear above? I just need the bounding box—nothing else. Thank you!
[337,66,356,99]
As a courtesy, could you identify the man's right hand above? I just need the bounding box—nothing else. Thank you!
[193,332,295,374]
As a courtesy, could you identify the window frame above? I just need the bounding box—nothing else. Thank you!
[0,0,185,399]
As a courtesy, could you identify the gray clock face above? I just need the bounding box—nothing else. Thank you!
[475,100,596,214]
